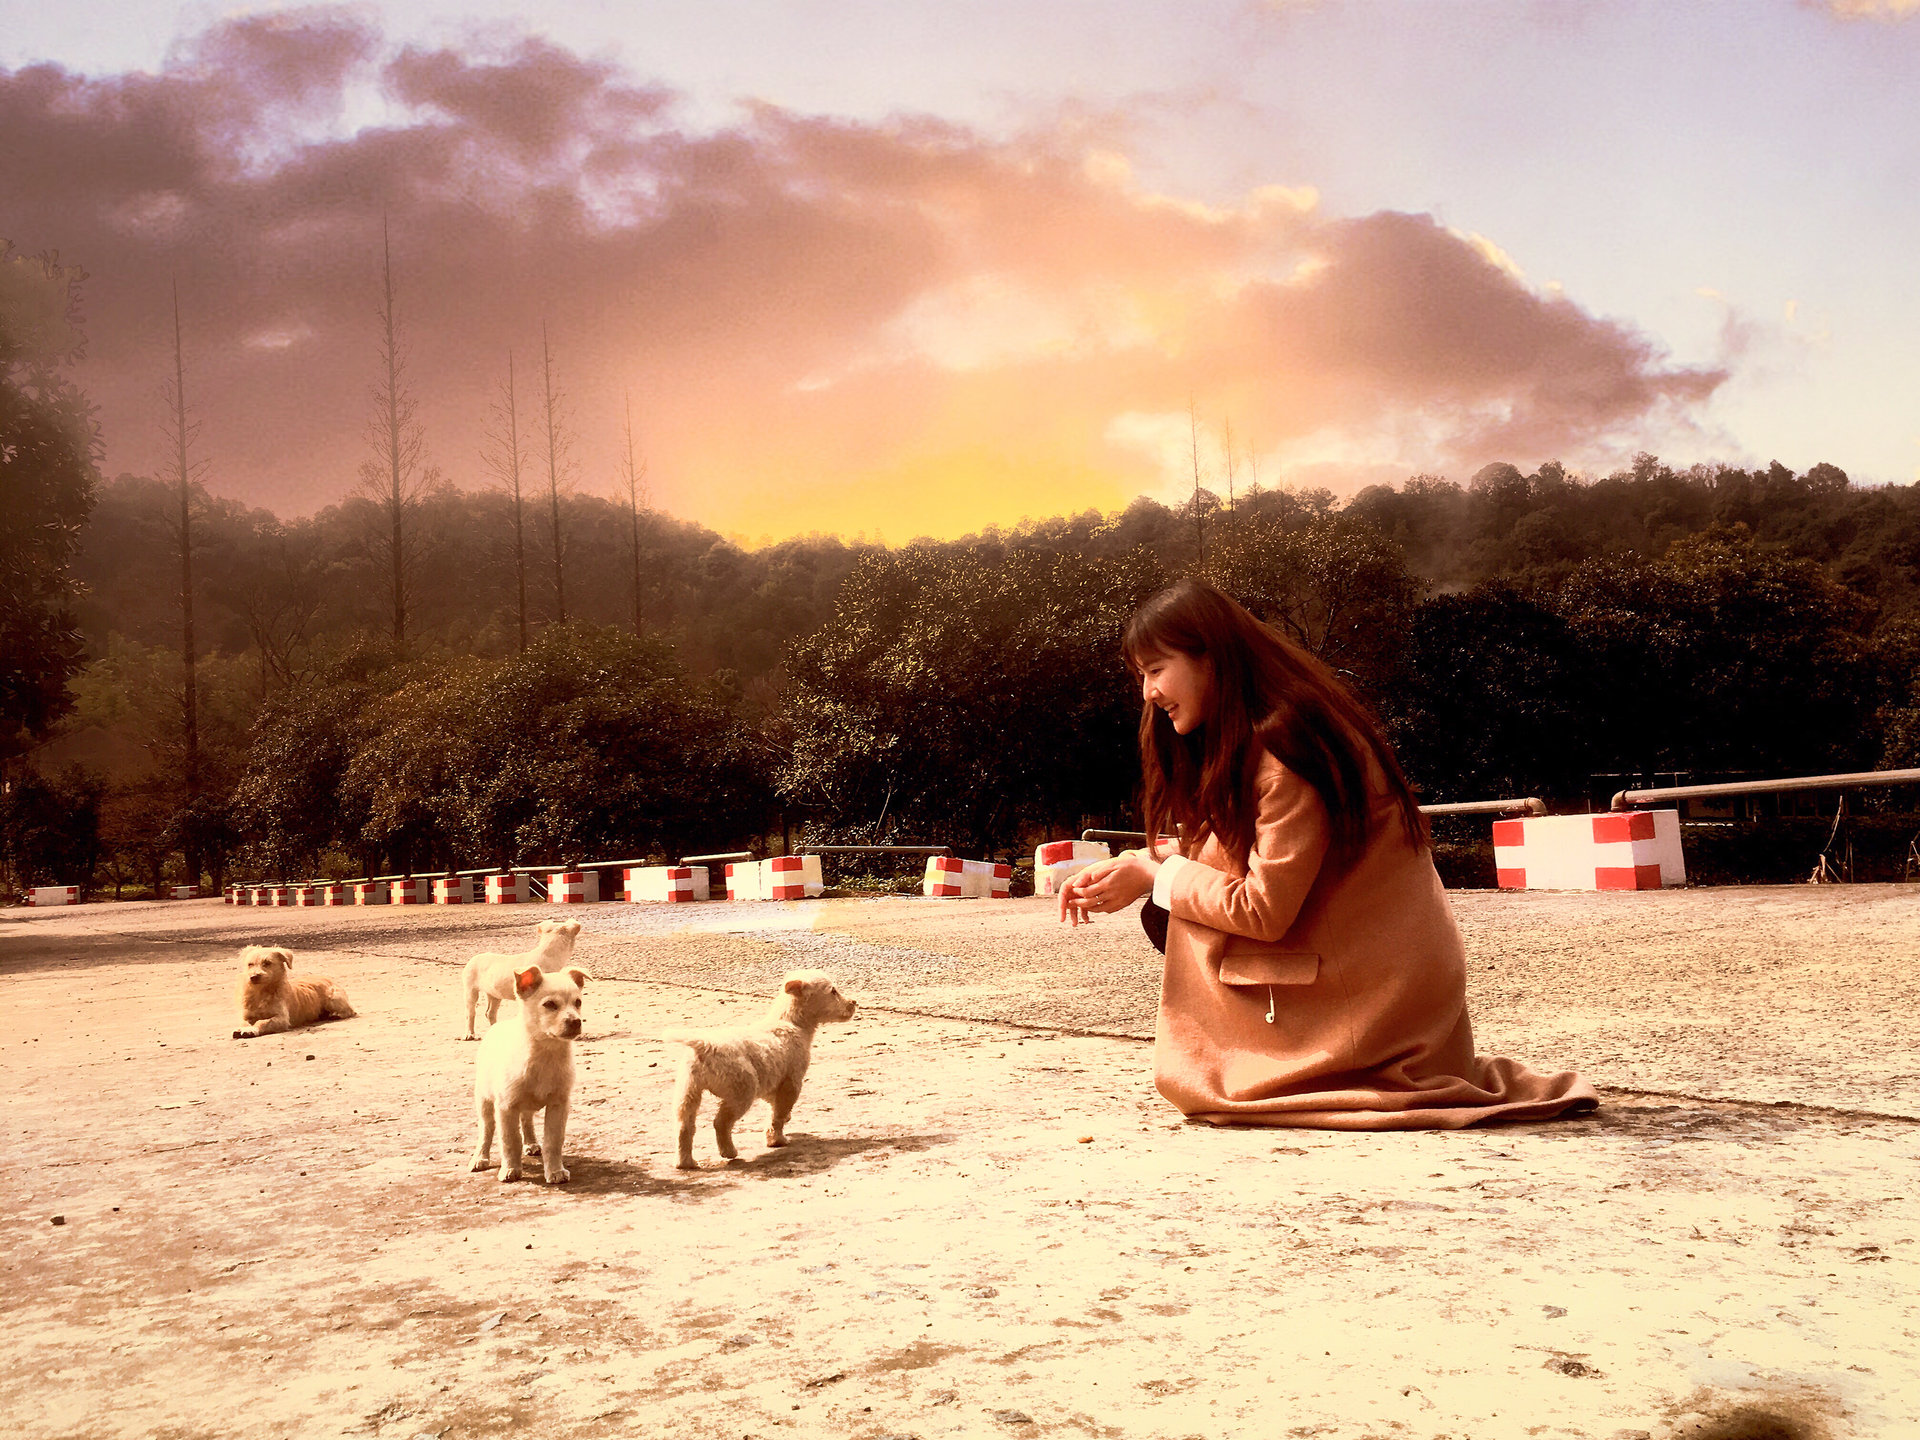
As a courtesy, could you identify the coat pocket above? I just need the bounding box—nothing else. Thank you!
[1217,951,1320,987]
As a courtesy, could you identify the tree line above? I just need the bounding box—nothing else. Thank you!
[8,241,1920,894]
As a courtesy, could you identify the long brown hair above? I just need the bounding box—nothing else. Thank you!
[1124,578,1427,868]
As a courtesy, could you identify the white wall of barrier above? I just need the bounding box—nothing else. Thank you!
[1493,810,1686,891]
[923,856,1012,898]
[626,865,710,902]
[548,871,600,904]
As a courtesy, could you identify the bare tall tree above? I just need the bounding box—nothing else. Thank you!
[160,281,205,884]
[357,218,434,646]
[616,392,650,637]
[537,322,572,626]
[1221,415,1237,526]
[1188,394,1205,568]
[481,351,531,651]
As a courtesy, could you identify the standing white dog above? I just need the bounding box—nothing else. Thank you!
[463,919,582,1039]
[468,965,588,1184]
[665,969,857,1170]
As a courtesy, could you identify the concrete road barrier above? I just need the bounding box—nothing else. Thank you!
[1033,840,1112,897]
[1494,809,1686,890]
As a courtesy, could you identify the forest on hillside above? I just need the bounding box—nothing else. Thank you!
[8,243,1920,895]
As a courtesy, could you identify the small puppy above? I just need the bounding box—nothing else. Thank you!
[469,965,588,1184]
[463,919,583,1039]
[665,969,857,1170]
[232,945,355,1039]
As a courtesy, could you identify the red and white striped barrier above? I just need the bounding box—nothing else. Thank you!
[547,871,600,904]
[625,865,710,902]
[269,886,294,907]
[295,885,324,907]
[169,885,198,900]
[27,885,79,906]
[321,883,349,906]
[224,885,240,905]
[434,876,474,904]
[724,856,824,901]
[354,881,390,905]
[391,877,427,905]
[923,856,1013,899]
[1033,840,1112,897]
[1493,810,1686,891]
[485,873,528,904]
[767,854,823,900]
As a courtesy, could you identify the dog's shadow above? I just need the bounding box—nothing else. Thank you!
[566,1131,956,1200]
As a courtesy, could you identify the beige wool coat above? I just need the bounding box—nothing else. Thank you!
[1151,752,1598,1129]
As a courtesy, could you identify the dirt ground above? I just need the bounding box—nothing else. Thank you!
[4,888,1918,1439]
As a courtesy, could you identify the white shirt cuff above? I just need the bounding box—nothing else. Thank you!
[1152,853,1188,910]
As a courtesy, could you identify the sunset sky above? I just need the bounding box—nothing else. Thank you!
[3,0,1917,543]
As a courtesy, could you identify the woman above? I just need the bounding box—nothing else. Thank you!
[1059,579,1597,1129]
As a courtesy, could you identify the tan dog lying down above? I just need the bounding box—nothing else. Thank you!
[469,964,589,1184]
[665,969,856,1170]
[232,945,355,1039]
[463,919,582,1039]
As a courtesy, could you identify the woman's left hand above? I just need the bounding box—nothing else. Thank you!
[1058,852,1158,926]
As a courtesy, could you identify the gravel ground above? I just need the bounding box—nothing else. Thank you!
[5,887,1919,1439]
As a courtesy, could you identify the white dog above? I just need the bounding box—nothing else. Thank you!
[232,945,355,1039]
[463,919,582,1039]
[468,964,589,1184]
[665,969,857,1170]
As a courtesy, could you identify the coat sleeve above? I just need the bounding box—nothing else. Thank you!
[1150,761,1331,943]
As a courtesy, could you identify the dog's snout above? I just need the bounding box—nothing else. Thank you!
[248,973,263,984]
[564,1017,582,1037]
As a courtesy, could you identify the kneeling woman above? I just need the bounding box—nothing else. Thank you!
[1060,579,1597,1129]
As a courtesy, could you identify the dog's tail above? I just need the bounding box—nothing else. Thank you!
[661,1029,711,1056]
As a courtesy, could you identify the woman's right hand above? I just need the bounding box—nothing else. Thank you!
[1057,861,1112,926]
[1057,853,1156,926]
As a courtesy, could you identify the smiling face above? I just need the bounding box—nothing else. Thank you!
[1136,648,1212,735]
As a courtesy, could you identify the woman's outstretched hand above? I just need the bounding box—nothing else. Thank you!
[1057,852,1158,926]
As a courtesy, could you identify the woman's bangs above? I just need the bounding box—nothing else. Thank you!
[1121,591,1201,676]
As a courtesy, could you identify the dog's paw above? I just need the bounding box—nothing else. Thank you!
[544,1166,570,1184]
[498,1165,524,1183]
[231,1028,254,1040]
[765,1131,788,1148]
[674,1156,700,1171]
[468,1155,491,1173]
[524,1143,542,1158]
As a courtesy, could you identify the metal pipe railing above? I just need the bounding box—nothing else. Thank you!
[1420,798,1548,817]
[1611,768,1920,811]
[681,851,755,865]
[803,844,951,856]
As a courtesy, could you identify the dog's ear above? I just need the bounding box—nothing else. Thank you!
[566,967,590,989]
[563,920,581,936]
[537,919,556,934]
[783,974,807,996]
[515,966,544,997]
[274,948,294,969]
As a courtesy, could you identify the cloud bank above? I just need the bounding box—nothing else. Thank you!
[0,10,1727,538]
